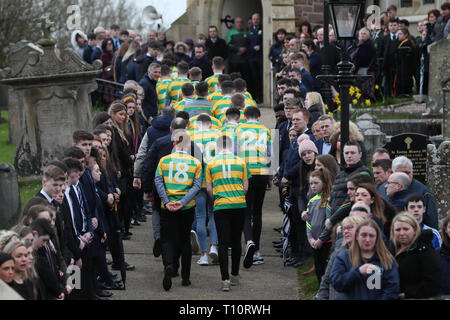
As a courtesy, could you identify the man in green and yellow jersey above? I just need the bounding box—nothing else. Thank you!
[188,112,223,131]
[211,80,234,122]
[207,74,231,104]
[173,83,195,112]
[165,61,190,106]
[219,107,241,139]
[206,135,249,291]
[183,81,213,118]
[155,130,202,291]
[189,114,220,266]
[233,78,257,108]
[205,56,225,94]
[156,64,173,113]
[235,106,272,268]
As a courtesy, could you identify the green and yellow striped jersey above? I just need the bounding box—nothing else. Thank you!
[205,74,220,94]
[235,121,272,176]
[189,129,219,188]
[207,90,223,104]
[166,77,190,105]
[205,151,249,211]
[156,151,202,210]
[188,115,223,130]
[211,96,232,122]
[156,79,172,112]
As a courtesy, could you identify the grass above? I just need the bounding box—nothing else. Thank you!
[297,256,320,300]
[0,111,41,210]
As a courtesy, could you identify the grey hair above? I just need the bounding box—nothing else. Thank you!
[161,106,176,118]
[359,27,371,36]
[148,62,161,72]
[318,114,335,123]
[124,80,139,90]
[392,156,413,172]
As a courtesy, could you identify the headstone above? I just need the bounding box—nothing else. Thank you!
[425,36,450,116]
[442,77,450,140]
[0,163,21,229]
[0,19,101,176]
[427,141,450,224]
[383,133,430,185]
[356,114,386,163]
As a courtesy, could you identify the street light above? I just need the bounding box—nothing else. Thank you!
[317,0,369,165]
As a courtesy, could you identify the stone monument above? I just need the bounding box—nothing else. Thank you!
[0,16,102,176]
[0,163,21,229]
[355,113,386,163]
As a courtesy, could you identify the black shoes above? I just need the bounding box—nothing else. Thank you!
[181,279,191,287]
[163,266,174,291]
[153,238,162,257]
[243,241,256,269]
[111,262,135,271]
[96,290,113,298]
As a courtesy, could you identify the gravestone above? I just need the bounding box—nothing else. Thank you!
[425,36,450,116]
[384,133,430,185]
[0,163,21,229]
[0,17,101,176]
[356,113,386,162]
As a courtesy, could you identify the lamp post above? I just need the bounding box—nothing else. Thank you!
[317,0,370,165]
[320,1,332,109]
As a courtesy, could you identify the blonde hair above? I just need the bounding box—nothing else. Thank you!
[390,212,421,254]
[122,40,140,63]
[0,231,20,252]
[349,219,394,270]
[108,101,130,145]
[332,121,364,142]
[305,92,326,114]
[341,215,366,246]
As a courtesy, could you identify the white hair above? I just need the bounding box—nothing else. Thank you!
[359,27,371,36]
[124,80,139,90]
[392,156,413,172]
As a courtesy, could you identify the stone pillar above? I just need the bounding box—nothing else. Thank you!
[0,31,101,176]
[356,113,386,162]
[0,163,21,229]
[427,141,450,225]
[425,36,450,116]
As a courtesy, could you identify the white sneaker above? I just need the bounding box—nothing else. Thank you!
[243,241,256,269]
[209,246,219,264]
[230,275,240,286]
[191,230,200,253]
[253,252,264,265]
[221,280,231,292]
[197,255,209,266]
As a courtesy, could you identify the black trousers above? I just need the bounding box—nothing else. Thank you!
[243,175,269,251]
[288,187,308,259]
[160,208,195,280]
[313,242,332,283]
[214,209,245,281]
[249,59,263,102]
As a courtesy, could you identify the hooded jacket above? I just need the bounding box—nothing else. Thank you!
[71,30,87,58]
[389,229,442,299]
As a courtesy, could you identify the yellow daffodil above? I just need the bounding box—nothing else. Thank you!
[365,99,371,106]
[356,93,361,99]
[324,104,329,110]
[337,106,341,111]
[355,87,360,93]
[352,99,358,104]
[349,87,355,96]
[328,112,333,116]
[375,85,379,90]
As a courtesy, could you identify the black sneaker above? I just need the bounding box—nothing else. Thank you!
[163,266,173,291]
[243,241,256,269]
[181,279,191,287]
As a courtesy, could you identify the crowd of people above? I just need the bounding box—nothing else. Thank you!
[1,6,450,300]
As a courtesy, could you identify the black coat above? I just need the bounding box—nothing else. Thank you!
[389,230,442,299]
[438,244,450,295]
[190,55,213,80]
[329,161,372,213]
[205,37,228,60]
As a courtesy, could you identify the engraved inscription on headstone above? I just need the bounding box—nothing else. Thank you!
[384,133,430,185]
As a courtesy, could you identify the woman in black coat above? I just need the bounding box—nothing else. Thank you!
[352,28,377,99]
[394,28,417,97]
[438,215,450,295]
[389,213,442,299]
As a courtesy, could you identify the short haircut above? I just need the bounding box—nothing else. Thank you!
[27,205,51,225]
[318,114,335,123]
[148,62,161,72]
[221,80,235,95]
[289,68,302,76]
[73,130,94,144]
[226,107,241,121]
[346,172,374,185]
[181,82,195,97]
[372,159,392,172]
[195,43,206,51]
[170,118,187,130]
[374,147,389,155]
[160,64,172,76]
[393,173,411,189]
[63,157,83,173]
[392,156,413,172]
[218,74,232,84]
[63,146,85,160]
[284,97,300,107]
[404,193,425,208]
[197,114,212,125]
[284,88,303,99]
[46,160,68,174]
[177,61,189,75]
[290,52,304,61]
[175,111,190,122]
[161,106,176,118]
[231,93,245,109]
[389,18,399,24]
[212,56,224,69]
[110,24,120,30]
[195,81,209,96]
[233,78,247,92]
[344,141,361,153]
[189,67,202,80]
[244,106,261,120]
[31,218,55,238]
[87,33,96,41]
[274,103,285,112]
[120,30,129,36]
[277,78,291,87]
[442,2,450,10]
[294,108,310,122]
[43,165,66,182]
[229,72,242,81]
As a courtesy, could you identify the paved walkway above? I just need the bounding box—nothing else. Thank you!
[110,108,300,300]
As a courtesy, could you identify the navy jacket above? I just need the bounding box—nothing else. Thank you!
[82,45,94,64]
[248,25,263,61]
[145,115,173,151]
[91,46,102,63]
[330,250,400,300]
[190,55,213,80]
[307,50,322,90]
[301,69,314,93]
[139,74,159,118]
[135,54,155,82]
[119,55,136,83]
[438,245,450,295]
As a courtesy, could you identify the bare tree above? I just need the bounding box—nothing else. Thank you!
[0,0,140,67]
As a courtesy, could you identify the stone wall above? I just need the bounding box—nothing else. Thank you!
[294,0,324,28]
